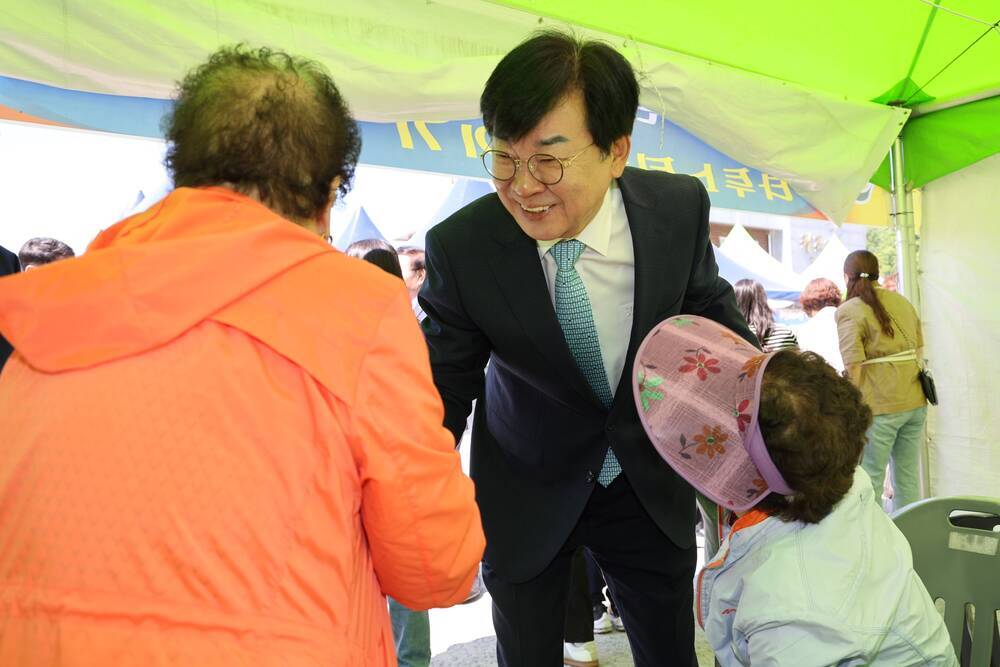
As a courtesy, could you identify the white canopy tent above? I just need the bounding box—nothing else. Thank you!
[718,224,806,291]
[799,235,851,292]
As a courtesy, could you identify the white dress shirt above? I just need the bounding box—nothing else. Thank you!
[537,182,635,394]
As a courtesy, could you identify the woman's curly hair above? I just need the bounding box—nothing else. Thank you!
[799,277,842,316]
[756,351,872,523]
[164,45,361,221]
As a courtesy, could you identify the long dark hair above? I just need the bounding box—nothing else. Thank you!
[843,250,893,337]
[733,279,774,340]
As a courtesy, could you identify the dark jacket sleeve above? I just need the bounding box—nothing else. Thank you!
[681,181,759,348]
[417,228,492,446]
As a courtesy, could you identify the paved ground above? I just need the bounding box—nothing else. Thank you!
[430,616,717,666]
[430,426,718,666]
[426,535,716,666]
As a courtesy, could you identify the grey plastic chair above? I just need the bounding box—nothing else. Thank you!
[893,496,1000,667]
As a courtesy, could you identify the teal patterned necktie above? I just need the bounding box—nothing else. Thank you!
[550,239,621,486]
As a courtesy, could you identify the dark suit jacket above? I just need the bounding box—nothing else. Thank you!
[420,168,755,582]
[0,245,19,371]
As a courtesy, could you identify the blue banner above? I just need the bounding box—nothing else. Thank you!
[361,112,818,216]
[1,76,819,216]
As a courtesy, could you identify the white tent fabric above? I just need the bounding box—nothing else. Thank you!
[718,224,805,290]
[333,207,384,251]
[798,234,849,290]
[405,179,496,249]
[0,0,906,222]
[628,43,905,224]
[713,248,800,301]
[0,119,168,254]
[919,152,1000,498]
[329,166,459,243]
[0,120,470,256]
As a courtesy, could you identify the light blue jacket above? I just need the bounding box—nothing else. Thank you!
[697,468,957,666]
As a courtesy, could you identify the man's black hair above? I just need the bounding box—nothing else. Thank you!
[480,31,639,154]
[18,237,75,268]
[345,239,403,279]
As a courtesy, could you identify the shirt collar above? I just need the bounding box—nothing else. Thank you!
[536,181,617,257]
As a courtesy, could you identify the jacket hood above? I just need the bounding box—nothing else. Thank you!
[0,187,332,372]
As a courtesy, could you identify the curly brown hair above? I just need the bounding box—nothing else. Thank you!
[799,277,842,316]
[164,45,361,222]
[755,351,872,523]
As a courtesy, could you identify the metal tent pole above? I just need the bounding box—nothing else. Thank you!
[888,136,930,499]
[890,137,920,311]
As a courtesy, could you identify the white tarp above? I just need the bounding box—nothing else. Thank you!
[920,152,1000,498]
[799,234,850,290]
[0,118,478,255]
[719,224,805,290]
[0,119,168,255]
[0,0,906,222]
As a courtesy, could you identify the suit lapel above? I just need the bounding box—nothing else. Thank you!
[488,214,605,410]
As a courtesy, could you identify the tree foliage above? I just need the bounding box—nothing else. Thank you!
[866,226,898,277]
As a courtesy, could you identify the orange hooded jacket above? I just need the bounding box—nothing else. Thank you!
[0,187,484,666]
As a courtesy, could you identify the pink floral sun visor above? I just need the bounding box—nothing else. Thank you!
[632,315,793,512]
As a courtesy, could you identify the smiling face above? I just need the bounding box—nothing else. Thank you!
[492,91,630,242]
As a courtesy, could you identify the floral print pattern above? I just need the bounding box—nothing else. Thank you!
[693,425,728,459]
[732,399,751,433]
[636,367,665,412]
[677,433,696,459]
[745,478,768,498]
[634,316,779,511]
[719,330,748,348]
[679,348,721,381]
[737,354,766,381]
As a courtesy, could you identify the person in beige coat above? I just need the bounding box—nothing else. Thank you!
[836,250,926,510]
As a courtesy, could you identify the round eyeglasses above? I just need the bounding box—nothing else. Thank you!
[481,144,593,186]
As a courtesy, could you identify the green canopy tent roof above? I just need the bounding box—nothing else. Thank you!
[489,0,1000,192]
[491,1,999,106]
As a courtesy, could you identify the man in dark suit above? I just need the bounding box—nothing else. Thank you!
[419,31,754,667]
[0,245,20,371]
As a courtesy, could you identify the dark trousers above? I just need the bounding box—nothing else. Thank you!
[563,548,593,643]
[484,475,697,667]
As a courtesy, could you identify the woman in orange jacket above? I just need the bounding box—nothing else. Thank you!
[0,46,484,666]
